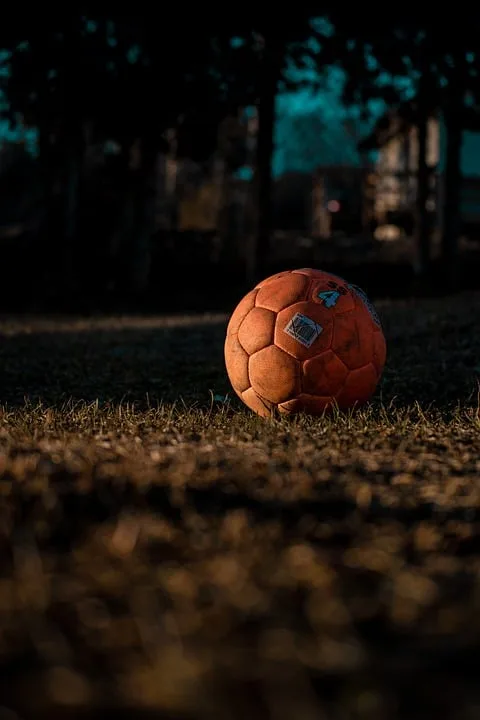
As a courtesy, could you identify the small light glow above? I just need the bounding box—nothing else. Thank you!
[327,200,340,212]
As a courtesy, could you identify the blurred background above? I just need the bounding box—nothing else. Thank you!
[1,9,480,313]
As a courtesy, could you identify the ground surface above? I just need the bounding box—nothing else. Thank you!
[0,293,479,719]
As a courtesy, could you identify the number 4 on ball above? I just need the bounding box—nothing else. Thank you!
[318,290,341,308]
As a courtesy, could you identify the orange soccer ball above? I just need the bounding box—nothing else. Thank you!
[224,268,387,417]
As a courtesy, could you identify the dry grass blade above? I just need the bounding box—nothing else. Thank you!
[1,294,480,718]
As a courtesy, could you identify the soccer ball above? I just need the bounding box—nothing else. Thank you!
[224,268,387,417]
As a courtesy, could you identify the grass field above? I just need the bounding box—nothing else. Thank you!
[0,292,480,719]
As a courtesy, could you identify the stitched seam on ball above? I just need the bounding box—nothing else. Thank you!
[276,342,302,361]
[249,389,274,412]
[228,289,258,334]
[305,277,316,302]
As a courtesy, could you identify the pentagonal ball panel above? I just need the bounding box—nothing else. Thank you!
[226,289,258,336]
[335,364,378,409]
[238,307,276,355]
[303,350,348,397]
[248,345,299,404]
[275,302,334,362]
[331,311,373,370]
[224,333,250,394]
[255,273,309,313]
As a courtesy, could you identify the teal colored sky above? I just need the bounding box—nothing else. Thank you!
[0,36,412,175]
[274,67,384,175]
[0,49,38,153]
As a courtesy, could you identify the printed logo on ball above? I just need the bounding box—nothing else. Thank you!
[317,290,341,308]
[349,284,381,327]
[317,280,347,309]
[284,312,323,348]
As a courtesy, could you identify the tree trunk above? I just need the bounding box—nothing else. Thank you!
[37,124,62,295]
[441,108,462,291]
[251,35,284,284]
[60,18,85,297]
[41,120,84,298]
[214,155,232,263]
[62,128,83,291]
[414,109,431,279]
[108,141,136,294]
[440,58,465,292]
[129,135,158,297]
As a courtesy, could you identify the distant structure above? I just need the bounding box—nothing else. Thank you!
[360,99,480,240]
[273,166,367,237]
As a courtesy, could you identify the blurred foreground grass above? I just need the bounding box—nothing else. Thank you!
[0,293,480,719]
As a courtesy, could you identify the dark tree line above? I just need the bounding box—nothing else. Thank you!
[321,10,480,289]
[1,9,479,308]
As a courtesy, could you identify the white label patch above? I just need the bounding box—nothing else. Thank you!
[283,312,323,348]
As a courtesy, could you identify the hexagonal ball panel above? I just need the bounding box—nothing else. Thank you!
[255,270,292,289]
[292,268,335,279]
[224,333,250,394]
[238,307,276,356]
[372,329,387,377]
[350,284,382,328]
[293,268,347,283]
[275,301,334,362]
[335,364,378,409]
[279,393,334,416]
[331,311,374,370]
[292,268,320,277]
[248,344,299,404]
[226,288,257,336]
[354,297,379,338]
[255,272,309,313]
[241,387,273,417]
[303,350,348,397]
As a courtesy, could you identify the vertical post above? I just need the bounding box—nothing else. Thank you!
[414,91,431,278]
[251,32,284,285]
[441,54,464,292]
[311,174,330,238]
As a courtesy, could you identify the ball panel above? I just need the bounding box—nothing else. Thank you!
[238,307,275,355]
[331,311,372,370]
[349,284,382,328]
[226,289,257,336]
[302,350,348,397]
[224,333,250,394]
[275,302,334,361]
[292,268,320,277]
[352,310,375,365]
[352,294,380,337]
[292,268,339,279]
[249,345,299,404]
[293,268,349,288]
[255,270,292,289]
[255,273,309,313]
[335,363,378,409]
[278,394,334,415]
[242,387,273,417]
[373,329,387,376]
